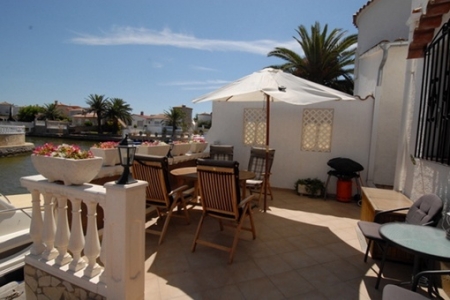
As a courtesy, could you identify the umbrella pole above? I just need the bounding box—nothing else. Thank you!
[264,94,270,212]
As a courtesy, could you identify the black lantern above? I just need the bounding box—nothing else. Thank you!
[116,134,137,184]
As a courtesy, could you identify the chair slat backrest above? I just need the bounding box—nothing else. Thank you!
[197,159,240,219]
[247,147,275,180]
[209,145,234,161]
[133,155,172,206]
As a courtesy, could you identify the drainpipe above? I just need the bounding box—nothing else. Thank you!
[393,58,417,192]
[366,40,409,187]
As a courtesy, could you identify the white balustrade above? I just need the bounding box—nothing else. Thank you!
[0,125,25,134]
[21,175,147,299]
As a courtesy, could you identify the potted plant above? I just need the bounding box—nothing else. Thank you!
[171,141,191,156]
[31,143,103,185]
[90,141,120,166]
[295,178,325,197]
[136,140,170,156]
[189,135,208,153]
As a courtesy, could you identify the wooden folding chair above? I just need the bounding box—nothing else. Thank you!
[133,155,193,245]
[192,159,256,263]
[246,147,275,207]
[208,145,234,161]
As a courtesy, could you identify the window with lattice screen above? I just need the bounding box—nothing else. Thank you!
[301,109,334,152]
[243,108,266,146]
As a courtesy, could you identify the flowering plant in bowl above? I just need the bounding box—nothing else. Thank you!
[141,141,167,146]
[92,141,119,149]
[33,143,94,159]
[190,135,206,143]
[172,140,188,144]
[31,143,103,185]
[137,140,170,156]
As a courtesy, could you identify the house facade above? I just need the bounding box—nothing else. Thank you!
[54,101,84,119]
[392,0,450,204]
[0,101,20,121]
[131,112,168,135]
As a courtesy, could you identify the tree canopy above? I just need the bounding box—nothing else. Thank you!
[268,22,357,94]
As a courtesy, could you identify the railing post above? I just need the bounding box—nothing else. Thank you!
[102,180,147,300]
[29,189,45,255]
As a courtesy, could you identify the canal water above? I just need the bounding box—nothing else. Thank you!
[0,137,100,196]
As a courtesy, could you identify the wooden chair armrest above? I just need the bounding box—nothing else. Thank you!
[169,185,190,197]
[374,207,410,223]
[239,195,254,208]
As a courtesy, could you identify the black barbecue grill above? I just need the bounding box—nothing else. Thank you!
[324,157,364,202]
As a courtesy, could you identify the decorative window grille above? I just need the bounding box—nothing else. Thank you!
[243,108,266,146]
[301,109,334,152]
[415,20,450,165]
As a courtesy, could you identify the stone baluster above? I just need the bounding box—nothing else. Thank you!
[41,192,58,260]
[68,198,86,271]
[54,194,72,266]
[84,200,102,278]
[99,201,107,286]
[29,189,45,255]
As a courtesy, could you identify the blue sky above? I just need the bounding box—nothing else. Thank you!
[1,1,365,117]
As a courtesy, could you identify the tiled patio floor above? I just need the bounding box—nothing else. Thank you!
[143,189,444,300]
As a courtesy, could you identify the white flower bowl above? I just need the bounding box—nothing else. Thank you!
[90,147,120,166]
[31,155,103,185]
[136,144,171,156]
[190,142,208,153]
[171,143,191,156]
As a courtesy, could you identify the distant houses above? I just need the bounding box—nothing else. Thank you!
[0,100,210,138]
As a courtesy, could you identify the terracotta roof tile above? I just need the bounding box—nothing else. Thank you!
[407,0,450,59]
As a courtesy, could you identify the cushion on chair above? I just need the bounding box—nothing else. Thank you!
[405,194,443,225]
[246,179,263,186]
[357,221,383,241]
[382,284,427,300]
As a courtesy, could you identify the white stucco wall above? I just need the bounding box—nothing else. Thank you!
[204,99,372,194]
[354,0,413,187]
[355,0,411,53]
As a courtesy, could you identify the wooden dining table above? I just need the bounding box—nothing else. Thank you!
[170,166,256,199]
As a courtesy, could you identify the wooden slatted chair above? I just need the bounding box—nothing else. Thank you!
[246,147,275,207]
[133,155,193,245]
[192,159,256,263]
[208,145,234,161]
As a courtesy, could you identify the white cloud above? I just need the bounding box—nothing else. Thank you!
[160,79,229,86]
[70,26,297,56]
[191,65,218,72]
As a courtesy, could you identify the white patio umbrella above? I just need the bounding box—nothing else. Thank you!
[192,68,355,211]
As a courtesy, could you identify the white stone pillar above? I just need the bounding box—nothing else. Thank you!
[102,180,147,300]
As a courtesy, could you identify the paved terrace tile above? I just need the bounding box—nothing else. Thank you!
[143,189,445,300]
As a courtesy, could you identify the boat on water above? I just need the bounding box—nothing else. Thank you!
[0,193,33,277]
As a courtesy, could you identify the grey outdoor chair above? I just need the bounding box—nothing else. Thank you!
[357,193,443,289]
[208,145,234,161]
[382,269,450,299]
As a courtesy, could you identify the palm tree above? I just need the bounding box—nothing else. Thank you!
[163,107,186,139]
[85,94,109,134]
[268,22,357,94]
[104,98,133,135]
[42,103,62,120]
